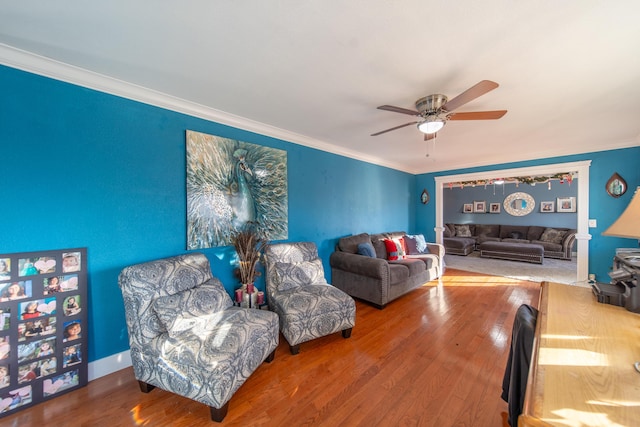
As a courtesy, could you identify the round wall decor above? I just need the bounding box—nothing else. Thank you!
[503,192,535,216]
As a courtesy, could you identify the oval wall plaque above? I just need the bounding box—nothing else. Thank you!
[503,192,535,216]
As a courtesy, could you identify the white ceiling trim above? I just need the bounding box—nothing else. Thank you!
[0,43,411,173]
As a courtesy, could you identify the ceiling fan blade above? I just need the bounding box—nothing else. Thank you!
[377,105,419,116]
[424,133,436,141]
[371,121,418,136]
[448,110,507,120]
[442,80,499,112]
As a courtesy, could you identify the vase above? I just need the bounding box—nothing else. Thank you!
[241,283,258,308]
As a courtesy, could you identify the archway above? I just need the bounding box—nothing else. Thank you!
[434,160,592,282]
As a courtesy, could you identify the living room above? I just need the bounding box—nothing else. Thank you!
[1,2,640,424]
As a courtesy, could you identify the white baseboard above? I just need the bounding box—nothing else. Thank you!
[88,350,132,381]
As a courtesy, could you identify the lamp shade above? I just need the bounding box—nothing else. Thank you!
[603,186,640,239]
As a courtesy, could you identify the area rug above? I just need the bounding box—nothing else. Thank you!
[443,251,577,284]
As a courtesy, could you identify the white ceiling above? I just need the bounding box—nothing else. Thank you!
[1,1,639,174]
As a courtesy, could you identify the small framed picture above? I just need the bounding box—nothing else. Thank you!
[473,201,486,213]
[540,201,555,213]
[557,197,576,213]
[463,203,473,213]
[489,203,501,213]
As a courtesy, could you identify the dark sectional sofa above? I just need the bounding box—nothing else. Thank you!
[443,223,577,260]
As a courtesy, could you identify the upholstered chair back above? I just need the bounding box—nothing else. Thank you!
[118,253,214,353]
[264,242,324,302]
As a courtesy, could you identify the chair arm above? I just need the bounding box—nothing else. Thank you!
[561,232,577,256]
[426,243,445,259]
[329,251,389,280]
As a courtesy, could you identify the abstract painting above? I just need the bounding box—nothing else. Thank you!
[186,130,288,249]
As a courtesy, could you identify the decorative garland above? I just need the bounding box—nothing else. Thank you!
[446,172,575,189]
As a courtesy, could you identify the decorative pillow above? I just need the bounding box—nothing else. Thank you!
[384,239,400,260]
[357,242,377,258]
[403,236,419,255]
[393,238,407,258]
[274,258,325,291]
[454,225,472,237]
[540,228,567,244]
[413,234,427,253]
[153,279,232,334]
[509,231,523,240]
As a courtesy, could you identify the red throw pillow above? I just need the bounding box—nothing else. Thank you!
[384,239,399,260]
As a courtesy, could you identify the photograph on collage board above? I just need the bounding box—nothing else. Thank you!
[0,248,87,418]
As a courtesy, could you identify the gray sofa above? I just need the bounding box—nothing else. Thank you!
[443,223,577,260]
[330,231,444,309]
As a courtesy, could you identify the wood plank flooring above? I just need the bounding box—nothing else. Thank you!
[0,269,540,427]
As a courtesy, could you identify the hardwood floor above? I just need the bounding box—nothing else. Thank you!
[1,269,540,427]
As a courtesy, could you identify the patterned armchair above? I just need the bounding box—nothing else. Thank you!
[118,253,279,422]
[264,242,356,354]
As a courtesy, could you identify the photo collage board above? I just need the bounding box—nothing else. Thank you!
[0,248,87,418]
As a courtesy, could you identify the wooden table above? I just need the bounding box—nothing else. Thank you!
[519,281,640,427]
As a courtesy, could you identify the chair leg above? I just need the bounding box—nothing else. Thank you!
[138,381,155,393]
[289,344,300,355]
[210,403,229,422]
[342,328,353,339]
[265,349,276,363]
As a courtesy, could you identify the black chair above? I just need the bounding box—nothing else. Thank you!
[501,304,538,427]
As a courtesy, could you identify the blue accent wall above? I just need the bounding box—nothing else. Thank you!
[0,65,414,362]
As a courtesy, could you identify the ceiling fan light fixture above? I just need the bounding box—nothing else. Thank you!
[417,118,445,134]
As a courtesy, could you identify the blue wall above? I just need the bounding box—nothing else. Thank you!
[443,180,578,227]
[415,148,640,282]
[0,65,415,362]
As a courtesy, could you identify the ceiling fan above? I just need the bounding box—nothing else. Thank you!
[371,80,507,140]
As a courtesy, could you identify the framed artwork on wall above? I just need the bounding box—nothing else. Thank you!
[185,130,288,249]
[605,172,627,198]
[540,201,555,212]
[557,197,576,213]
[463,204,473,213]
[489,203,501,213]
[473,201,486,213]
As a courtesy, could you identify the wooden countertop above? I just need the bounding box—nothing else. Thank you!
[519,281,640,427]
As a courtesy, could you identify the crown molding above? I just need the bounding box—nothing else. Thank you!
[0,43,410,173]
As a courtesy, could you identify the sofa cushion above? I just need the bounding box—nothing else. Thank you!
[387,263,410,285]
[508,231,524,240]
[530,240,562,253]
[404,236,419,255]
[499,225,530,239]
[274,258,325,291]
[405,254,436,269]
[153,278,232,334]
[338,233,372,254]
[540,228,567,244]
[357,242,377,258]
[475,224,500,238]
[371,239,387,259]
[390,259,426,277]
[454,224,473,237]
[527,226,546,241]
